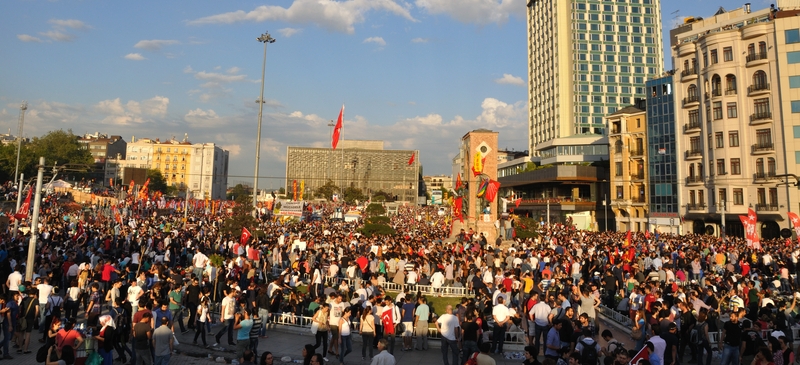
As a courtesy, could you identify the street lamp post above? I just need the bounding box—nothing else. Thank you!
[603,194,608,232]
[253,31,276,211]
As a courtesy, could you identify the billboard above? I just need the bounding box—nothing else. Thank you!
[122,167,148,186]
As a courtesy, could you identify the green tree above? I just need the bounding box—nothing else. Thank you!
[221,194,257,236]
[278,187,286,195]
[342,186,365,204]
[145,169,168,194]
[314,179,340,200]
[365,203,386,218]
[371,190,393,202]
[227,184,249,200]
[27,130,93,175]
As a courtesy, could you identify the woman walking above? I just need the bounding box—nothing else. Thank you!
[94,315,116,365]
[359,307,375,361]
[194,297,211,347]
[338,307,353,365]
[312,304,330,361]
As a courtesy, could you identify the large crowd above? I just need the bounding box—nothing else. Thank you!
[0,184,797,365]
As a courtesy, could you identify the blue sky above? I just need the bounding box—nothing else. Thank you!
[0,0,768,189]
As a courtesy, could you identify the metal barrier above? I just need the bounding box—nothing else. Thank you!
[598,305,632,328]
[265,312,527,345]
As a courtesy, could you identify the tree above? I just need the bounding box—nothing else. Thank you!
[371,190,393,202]
[220,194,257,236]
[146,169,168,194]
[27,130,93,177]
[314,179,340,200]
[227,184,249,200]
[342,186,365,204]
[278,187,286,195]
[365,203,386,218]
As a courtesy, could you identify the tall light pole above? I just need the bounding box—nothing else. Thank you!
[253,31,276,210]
[14,102,27,187]
[603,194,608,232]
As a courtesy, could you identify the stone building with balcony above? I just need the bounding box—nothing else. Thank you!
[607,102,649,232]
[671,2,800,239]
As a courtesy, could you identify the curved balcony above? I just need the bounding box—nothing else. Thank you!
[747,83,770,96]
[751,143,775,155]
[685,175,705,186]
[677,42,696,57]
[753,172,779,182]
[681,68,699,81]
[755,204,779,212]
[683,95,700,108]
[746,52,769,67]
[685,149,703,160]
[687,203,707,211]
[683,121,701,134]
[742,22,769,40]
[749,111,773,126]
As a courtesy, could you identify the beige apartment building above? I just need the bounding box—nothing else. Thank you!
[607,104,649,232]
[672,2,800,238]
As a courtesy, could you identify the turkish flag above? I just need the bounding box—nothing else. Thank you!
[789,211,800,244]
[331,105,344,150]
[381,308,395,334]
[72,224,85,242]
[240,227,252,245]
[629,346,649,365]
[514,198,521,208]
[485,180,500,203]
[14,188,32,220]
[408,153,415,166]
[454,197,463,223]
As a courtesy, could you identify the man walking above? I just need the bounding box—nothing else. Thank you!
[413,297,430,351]
[153,317,173,365]
[436,305,460,365]
[214,289,236,347]
[719,310,744,365]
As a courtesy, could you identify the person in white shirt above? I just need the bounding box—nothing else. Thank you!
[213,289,237,347]
[369,339,396,365]
[530,293,551,352]
[192,248,208,280]
[37,277,53,330]
[430,270,445,296]
[491,297,510,354]
[7,266,22,293]
[436,305,460,365]
[328,294,347,356]
[127,279,143,313]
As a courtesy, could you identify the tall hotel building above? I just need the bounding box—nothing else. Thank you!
[672,2,800,238]
[526,0,664,159]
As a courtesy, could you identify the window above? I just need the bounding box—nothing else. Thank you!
[689,136,701,151]
[793,101,800,113]
[688,110,699,125]
[713,101,723,120]
[717,159,726,175]
[769,188,778,206]
[756,129,773,146]
[723,47,733,62]
[719,189,727,207]
[615,162,623,176]
[786,29,800,44]
[789,51,800,64]
[616,186,624,199]
[753,70,768,89]
[791,76,800,88]
[732,189,744,205]
[710,49,718,64]
[729,131,739,147]
[731,158,740,175]
[727,102,737,118]
[715,132,724,148]
[698,190,705,206]
[755,98,770,115]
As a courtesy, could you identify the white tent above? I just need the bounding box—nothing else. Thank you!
[48,179,72,189]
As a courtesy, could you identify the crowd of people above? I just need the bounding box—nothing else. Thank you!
[0,183,797,365]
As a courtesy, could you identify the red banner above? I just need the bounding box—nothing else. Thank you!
[789,211,800,244]
[292,180,298,201]
[453,197,463,223]
[240,227,252,245]
[14,188,32,220]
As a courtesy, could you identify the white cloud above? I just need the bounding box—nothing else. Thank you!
[415,0,525,25]
[187,0,417,34]
[17,34,43,43]
[184,108,220,127]
[183,66,195,74]
[226,67,240,74]
[287,111,326,124]
[363,37,386,46]
[92,96,169,125]
[124,53,146,61]
[134,39,179,51]
[220,144,242,157]
[494,73,524,86]
[405,113,442,126]
[194,71,247,83]
[278,27,302,37]
[475,97,523,128]
[40,30,74,42]
[48,19,91,30]
[411,37,429,43]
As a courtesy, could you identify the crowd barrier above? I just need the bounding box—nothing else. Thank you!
[269,267,470,297]
[265,312,528,345]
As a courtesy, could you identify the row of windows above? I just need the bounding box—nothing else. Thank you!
[687,129,771,151]
[575,2,655,12]
[688,188,778,207]
[575,13,657,26]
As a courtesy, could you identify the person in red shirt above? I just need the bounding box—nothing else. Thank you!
[643,286,657,315]
[502,274,513,296]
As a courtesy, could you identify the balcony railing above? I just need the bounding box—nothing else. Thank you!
[684,121,701,132]
[747,83,770,94]
[746,52,768,62]
[686,175,704,184]
[725,88,738,95]
[687,203,707,210]
[755,204,779,212]
[711,89,722,97]
[630,172,644,180]
[630,149,644,157]
[681,68,698,77]
[750,111,772,122]
[632,196,646,203]
[685,150,703,159]
[683,95,700,106]
[751,143,774,153]
[754,172,778,180]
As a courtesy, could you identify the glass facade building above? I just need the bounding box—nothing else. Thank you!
[646,75,679,226]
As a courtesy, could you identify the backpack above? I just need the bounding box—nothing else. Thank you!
[607,339,625,356]
[580,339,599,365]
[465,351,480,365]
[690,322,707,345]
[113,307,131,342]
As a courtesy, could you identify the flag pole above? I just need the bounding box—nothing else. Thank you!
[341,104,344,199]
